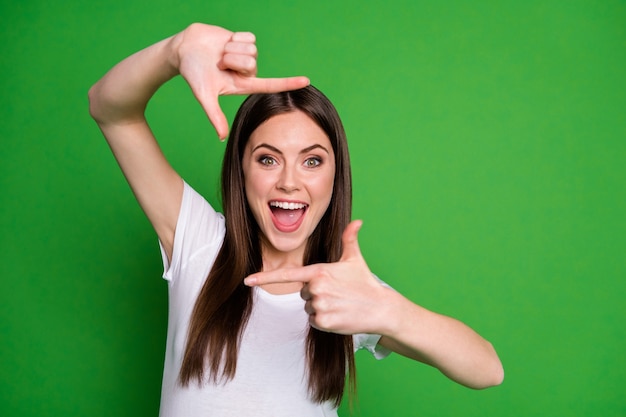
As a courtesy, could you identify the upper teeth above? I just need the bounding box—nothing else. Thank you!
[270,201,307,210]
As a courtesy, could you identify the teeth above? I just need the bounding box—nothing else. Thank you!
[270,201,307,210]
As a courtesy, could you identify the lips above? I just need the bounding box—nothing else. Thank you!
[269,200,308,232]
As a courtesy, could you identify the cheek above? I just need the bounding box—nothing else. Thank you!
[242,160,259,197]
[245,172,272,197]
[312,171,335,205]
[322,167,336,196]
[243,170,278,215]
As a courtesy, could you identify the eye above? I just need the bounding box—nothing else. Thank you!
[304,157,322,168]
[258,156,277,166]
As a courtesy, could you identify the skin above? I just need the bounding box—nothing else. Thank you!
[242,111,336,295]
[89,22,504,391]
[88,23,309,260]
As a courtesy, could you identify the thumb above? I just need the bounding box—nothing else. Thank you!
[340,220,364,261]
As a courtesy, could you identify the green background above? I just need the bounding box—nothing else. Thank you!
[1,1,624,416]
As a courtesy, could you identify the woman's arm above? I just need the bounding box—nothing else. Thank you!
[89,33,184,259]
[375,290,504,389]
[244,220,504,389]
[88,23,309,259]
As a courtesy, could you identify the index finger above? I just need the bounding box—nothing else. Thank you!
[238,75,310,95]
[244,264,319,287]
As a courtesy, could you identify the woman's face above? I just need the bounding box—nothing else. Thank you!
[242,111,336,261]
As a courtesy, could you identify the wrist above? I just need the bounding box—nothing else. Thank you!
[165,32,184,76]
[375,287,419,339]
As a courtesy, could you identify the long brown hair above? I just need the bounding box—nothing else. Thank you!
[179,85,355,407]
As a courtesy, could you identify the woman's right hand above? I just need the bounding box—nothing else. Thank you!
[89,23,307,259]
[172,23,310,139]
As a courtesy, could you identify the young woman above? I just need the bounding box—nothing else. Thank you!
[89,23,503,417]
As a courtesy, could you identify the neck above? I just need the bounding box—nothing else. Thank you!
[259,240,306,295]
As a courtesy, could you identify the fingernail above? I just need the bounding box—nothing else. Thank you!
[244,277,256,286]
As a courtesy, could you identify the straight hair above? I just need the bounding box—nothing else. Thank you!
[179,85,355,407]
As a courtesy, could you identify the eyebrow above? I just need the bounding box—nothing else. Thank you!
[251,143,330,155]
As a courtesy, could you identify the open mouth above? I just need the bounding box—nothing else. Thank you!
[269,201,308,232]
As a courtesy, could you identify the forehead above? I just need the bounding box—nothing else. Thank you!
[246,111,332,154]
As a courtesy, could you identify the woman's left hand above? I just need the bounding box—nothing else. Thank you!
[245,220,505,389]
[244,220,388,335]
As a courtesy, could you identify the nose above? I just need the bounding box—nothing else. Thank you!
[276,164,300,193]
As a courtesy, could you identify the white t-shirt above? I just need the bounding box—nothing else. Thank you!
[158,182,390,417]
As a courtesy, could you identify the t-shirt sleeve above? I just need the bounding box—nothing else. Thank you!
[353,333,392,359]
[352,273,393,360]
[159,181,225,282]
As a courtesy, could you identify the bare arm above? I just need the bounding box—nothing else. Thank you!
[89,34,183,259]
[376,290,504,389]
[244,221,504,389]
[88,23,309,259]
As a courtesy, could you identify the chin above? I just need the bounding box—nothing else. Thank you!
[265,234,308,255]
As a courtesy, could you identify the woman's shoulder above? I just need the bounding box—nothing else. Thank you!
[162,181,225,281]
[178,180,225,245]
